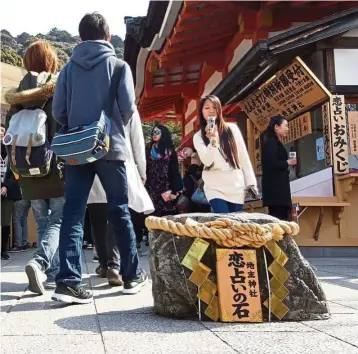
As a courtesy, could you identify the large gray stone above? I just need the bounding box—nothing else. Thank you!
[148,212,330,321]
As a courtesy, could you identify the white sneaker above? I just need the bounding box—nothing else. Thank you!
[25,262,46,295]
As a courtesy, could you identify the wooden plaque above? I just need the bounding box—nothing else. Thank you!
[216,249,263,323]
[239,57,330,132]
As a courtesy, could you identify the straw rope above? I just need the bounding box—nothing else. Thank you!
[145,216,300,248]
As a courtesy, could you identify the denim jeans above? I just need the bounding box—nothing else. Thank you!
[13,200,31,246]
[209,199,243,214]
[30,198,65,281]
[56,160,139,287]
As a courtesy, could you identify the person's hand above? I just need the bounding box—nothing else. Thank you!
[205,125,218,139]
[1,186,8,197]
[169,193,178,201]
[141,177,147,185]
[287,158,297,166]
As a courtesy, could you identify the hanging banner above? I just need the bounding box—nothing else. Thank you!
[239,56,331,132]
[330,95,349,175]
[216,249,263,323]
[348,111,358,156]
[281,112,312,145]
[253,125,262,175]
[322,102,332,167]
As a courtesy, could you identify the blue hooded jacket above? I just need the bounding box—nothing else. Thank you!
[52,40,135,161]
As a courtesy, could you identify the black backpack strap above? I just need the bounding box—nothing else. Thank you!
[105,60,125,117]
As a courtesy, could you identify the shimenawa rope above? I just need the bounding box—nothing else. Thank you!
[145,216,300,248]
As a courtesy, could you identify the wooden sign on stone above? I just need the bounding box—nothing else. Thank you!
[216,249,263,322]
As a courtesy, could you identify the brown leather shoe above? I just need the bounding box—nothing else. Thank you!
[107,268,123,286]
[95,266,107,278]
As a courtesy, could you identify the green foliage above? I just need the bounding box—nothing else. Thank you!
[142,121,182,149]
[1,45,23,67]
[1,28,124,69]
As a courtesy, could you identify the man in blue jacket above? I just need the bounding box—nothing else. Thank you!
[52,12,147,303]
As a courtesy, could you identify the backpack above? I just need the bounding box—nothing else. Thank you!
[3,102,53,178]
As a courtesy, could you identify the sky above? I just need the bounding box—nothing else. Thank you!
[1,0,151,39]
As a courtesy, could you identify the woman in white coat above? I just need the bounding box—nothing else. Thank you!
[87,109,154,286]
[193,95,257,213]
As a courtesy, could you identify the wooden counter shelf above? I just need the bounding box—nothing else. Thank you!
[293,197,351,241]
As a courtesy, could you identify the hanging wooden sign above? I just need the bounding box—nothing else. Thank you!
[348,111,358,156]
[253,125,262,175]
[216,249,263,323]
[239,57,331,132]
[330,95,349,175]
[322,102,332,166]
[281,112,312,145]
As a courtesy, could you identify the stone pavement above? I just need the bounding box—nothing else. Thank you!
[1,249,358,354]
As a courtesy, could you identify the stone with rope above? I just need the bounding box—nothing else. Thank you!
[148,212,330,321]
[145,216,300,248]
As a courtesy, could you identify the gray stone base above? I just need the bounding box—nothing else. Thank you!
[148,212,330,322]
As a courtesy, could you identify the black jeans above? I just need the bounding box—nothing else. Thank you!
[268,206,291,221]
[129,209,146,245]
[87,203,120,270]
[1,226,10,253]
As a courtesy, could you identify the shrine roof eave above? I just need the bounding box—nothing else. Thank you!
[212,7,358,105]
[123,1,170,84]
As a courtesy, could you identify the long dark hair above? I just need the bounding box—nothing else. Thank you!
[263,115,287,143]
[149,124,174,157]
[199,95,240,169]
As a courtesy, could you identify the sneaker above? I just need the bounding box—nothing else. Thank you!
[93,255,99,263]
[123,269,148,295]
[25,263,46,295]
[107,268,123,287]
[52,283,93,304]
[44,281,56,290]
[1,252,10,260]
[22,244,29,251]
[8,246,24,253]
[82,241,88,249]
[87,243,94,250]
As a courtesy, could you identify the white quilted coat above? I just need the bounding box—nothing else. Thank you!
[87,110,154,215]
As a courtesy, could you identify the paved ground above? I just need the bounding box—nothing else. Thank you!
[1,249,358,354]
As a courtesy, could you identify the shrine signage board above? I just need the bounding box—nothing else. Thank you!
[322,102,332,167]
[330,95,349,175]
[216,249,263,323]
[239,57,331,132]
[253,125,262,175]
[348,111,358,156]
[281,112,312,145]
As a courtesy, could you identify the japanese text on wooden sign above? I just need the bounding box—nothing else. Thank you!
[281,112,312,145]
[348,111,358,156]
[253,126,262,175]
[216,249,263,322]
[239,57,330,132]
[322,102,332,167]
[330,95,349,175]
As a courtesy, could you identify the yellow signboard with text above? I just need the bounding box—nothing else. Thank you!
[216,249,263,323]
[239,57,331,132]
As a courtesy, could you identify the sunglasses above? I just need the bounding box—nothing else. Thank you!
[153,129,161,136]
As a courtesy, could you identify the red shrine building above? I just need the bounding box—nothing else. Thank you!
[124,1,358,255]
